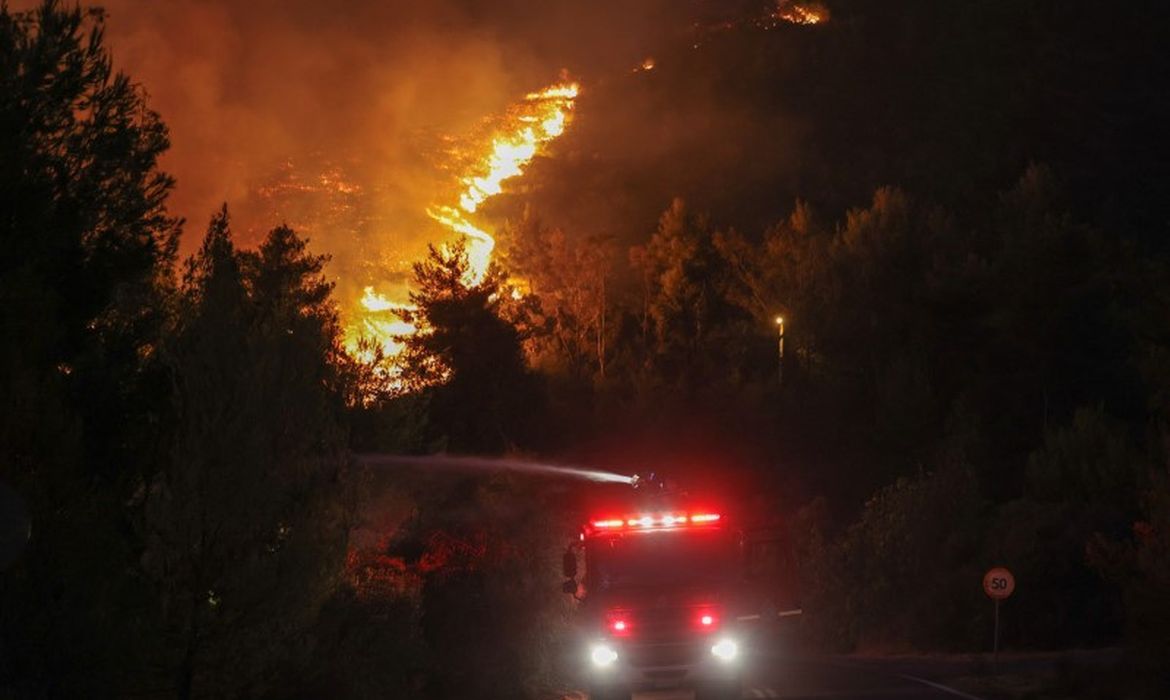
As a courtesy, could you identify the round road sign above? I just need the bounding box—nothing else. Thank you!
[983,567,1015,600]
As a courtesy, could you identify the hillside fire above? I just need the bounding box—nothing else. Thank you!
[344,80,579,362]
[775,1,829,25]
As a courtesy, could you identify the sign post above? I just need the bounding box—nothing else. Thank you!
[982,567,1015,665]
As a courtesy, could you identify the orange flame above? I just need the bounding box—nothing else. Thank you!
[427,81,579,286]
[344,79,579,363]
[348,287,417,362]
[775,1,829,25]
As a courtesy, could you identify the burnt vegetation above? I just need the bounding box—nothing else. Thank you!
[3,1,1170,698]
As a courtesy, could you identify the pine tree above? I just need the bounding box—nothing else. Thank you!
[396,240,541,453]
[143,211,349,697]
[0,3,179,691]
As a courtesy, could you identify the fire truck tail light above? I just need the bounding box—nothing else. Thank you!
[690,513,721,523]
[694,607,721,631]
[606,611,632,637]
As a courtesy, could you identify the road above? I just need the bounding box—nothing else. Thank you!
[575,647,1014,700]
[565,635,1125,700]
[728,651,982,700]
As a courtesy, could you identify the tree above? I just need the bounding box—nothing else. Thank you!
[396,239,542,453]
[1095,468,1170,685]
[500,209,614,382]
[141,210,350,697]
[715,200,822,326]
[715,199,832,388]
[0,2,179,692]
[801,463,985,651]
[629,198,748,393]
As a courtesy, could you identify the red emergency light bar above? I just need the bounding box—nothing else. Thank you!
[588,512,722,532]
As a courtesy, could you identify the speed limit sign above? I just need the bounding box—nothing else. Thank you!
[983,567,1015,600]
[983,567,1015,662]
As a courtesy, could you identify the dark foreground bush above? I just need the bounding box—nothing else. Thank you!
[287,587,425,700]
[314,473,573,700]
[416,476,573,700]
[799,464,985,651]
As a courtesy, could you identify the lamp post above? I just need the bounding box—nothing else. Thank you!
[774,316,785,387]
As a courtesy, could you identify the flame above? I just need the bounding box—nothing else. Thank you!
[343,79,579,364]
[775,1,829,25]
[347,286,417,362]
[427,81,579,286]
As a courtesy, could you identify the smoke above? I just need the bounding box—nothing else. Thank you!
[92,0,529,307]
[7,0,707,304]
[9,0,810,307]
[74,0,694,220]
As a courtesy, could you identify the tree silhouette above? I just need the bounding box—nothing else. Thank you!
[144,210,349,697]
[396,240,541,453]
[0,2,179,691]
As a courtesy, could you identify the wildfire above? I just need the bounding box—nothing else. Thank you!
[775,1,829,25]
[347,287,418,361]
[344,79,579,364]
[427,81,579,286]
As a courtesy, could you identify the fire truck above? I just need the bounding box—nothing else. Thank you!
[561,476,799,700]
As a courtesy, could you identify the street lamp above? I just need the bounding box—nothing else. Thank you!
[774,316,785,387]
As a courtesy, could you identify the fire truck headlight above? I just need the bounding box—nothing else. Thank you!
[590,644,619,667]
[711,638,738,661]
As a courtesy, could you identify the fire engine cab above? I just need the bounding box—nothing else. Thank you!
[562,477,788,700]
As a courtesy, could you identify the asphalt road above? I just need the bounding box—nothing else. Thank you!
[568,638,1118,699]
[728,652,981,700]
[605,650,988,700]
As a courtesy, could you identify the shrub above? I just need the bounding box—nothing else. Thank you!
[800,465,985,651]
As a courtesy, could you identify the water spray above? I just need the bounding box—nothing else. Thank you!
[357,453,635,485]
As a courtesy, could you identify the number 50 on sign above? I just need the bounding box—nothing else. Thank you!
[983,567,1015,600]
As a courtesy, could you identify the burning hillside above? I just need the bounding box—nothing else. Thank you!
[344,79,579,362]
[65,0,829,372]
[424,81,579,287]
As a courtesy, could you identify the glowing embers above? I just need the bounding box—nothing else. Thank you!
[774,0,829,25]
[587,512,723,533]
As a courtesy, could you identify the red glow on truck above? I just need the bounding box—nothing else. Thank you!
[587,511,723,534]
